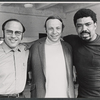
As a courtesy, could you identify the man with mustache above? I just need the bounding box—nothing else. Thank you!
[29,16,75,98]
[0,19,29,98]
[63,8,100,98]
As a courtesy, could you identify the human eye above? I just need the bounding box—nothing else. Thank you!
[86,23,92,27]
[48,27,53,31]
[76,24,82,28]
[15,31,22,36]
[56,27,61,30]
[5,30,13,35]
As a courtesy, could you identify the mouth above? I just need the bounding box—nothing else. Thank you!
[82,33,90,37]
[9,39,17,43]
[81,32,90,38]
[80,32,91,41]
[51,35,59,39]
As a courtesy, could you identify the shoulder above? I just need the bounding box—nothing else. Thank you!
[63,35,79,41]
[63,35,81,47]
[62,40,71,48]
[19,44,29,53]
[31,37,46,47]
[61,40,72,52]
[0,43,3,51]
[35,37,46,43]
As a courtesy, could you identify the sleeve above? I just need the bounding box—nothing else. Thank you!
[28,43,37,98]
[20,41,34,50]
[63,35,73,45]
[27,48,32,72]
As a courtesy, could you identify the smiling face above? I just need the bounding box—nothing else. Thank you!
[3,21,23,49]
[46,19,62,43]
[76,16,97,42]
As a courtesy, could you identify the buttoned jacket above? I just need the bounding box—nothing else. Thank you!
[29,37,75,98]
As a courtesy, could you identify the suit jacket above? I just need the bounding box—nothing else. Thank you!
[29,37,75,98]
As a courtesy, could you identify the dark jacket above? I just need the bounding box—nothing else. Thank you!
[29,37,75,98]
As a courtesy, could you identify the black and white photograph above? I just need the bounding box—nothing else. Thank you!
[0,2,100,99]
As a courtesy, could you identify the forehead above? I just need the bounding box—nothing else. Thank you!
[46,19,62,27]
[4,21,23,30]
[76,17,93,24]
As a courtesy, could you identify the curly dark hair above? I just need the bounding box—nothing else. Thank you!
[73,8,97,26]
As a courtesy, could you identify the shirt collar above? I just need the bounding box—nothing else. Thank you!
[2,42,21,53]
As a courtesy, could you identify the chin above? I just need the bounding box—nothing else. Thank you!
[10,44,18,48]
[53,39,59,42]
[83,38,91,42]
[10,46,16,48]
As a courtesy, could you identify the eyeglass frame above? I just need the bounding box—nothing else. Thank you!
[4,29,23,36]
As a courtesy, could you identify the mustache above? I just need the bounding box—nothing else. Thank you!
[80,31,90,35]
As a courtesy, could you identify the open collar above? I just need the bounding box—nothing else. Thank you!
[2,42,21,53]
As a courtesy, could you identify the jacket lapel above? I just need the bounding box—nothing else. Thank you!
[38,38,46,82]
[61,41,70,96]
[37,39,74,98]
[61,41,73,98]
[62,41,75,98]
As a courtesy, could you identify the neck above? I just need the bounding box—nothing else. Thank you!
[46,37,60,45]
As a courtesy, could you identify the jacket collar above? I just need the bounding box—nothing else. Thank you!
[38,37,65,80]
[38,38,74,97]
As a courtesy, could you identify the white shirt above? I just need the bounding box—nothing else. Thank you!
[0,42,29,94]
[45,38,68,98]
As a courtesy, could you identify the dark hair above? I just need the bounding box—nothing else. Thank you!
[73,8,97,26]
[2,19,25,33]
[44,16,65,31]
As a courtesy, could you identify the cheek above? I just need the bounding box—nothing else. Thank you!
[18,37,22,42]
[77,28,82,34]
[47,31,52,36]
[76,29,81,36]
[93,26,96,31]
[58,30,62,33]
[17,35,22,40]
[4,35,10,40]
[58,31,62,36]
[21,35,23,40]
[47,30,52,34]
[76,28,79,33]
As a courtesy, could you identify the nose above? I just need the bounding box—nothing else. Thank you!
[53,29,57,34]
[11,32,16,37]
[82,25,87,31]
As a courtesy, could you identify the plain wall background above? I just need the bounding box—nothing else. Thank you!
[64,3,100,36]
[0,3,100,42]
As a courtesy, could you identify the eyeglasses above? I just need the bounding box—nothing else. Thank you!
[4,29,23,36]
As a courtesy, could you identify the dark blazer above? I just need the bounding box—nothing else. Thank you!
[29,37,75,98]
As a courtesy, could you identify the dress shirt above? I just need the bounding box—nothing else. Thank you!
[0,42,29,94]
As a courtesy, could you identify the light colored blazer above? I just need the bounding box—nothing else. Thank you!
[29,37,75,98]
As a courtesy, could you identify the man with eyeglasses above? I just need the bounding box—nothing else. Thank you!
[0,19,29,98]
